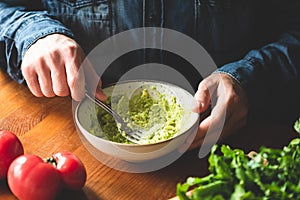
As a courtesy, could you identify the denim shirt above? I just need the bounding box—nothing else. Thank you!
[1,0,300,114]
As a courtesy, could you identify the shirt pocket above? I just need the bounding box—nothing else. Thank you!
[42,0,112,51]
[56,0,106,8]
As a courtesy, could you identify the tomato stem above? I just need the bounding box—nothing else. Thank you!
[45,157,57,167]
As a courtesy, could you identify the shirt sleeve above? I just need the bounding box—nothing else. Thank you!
[216,2,300,110]
[0,2,74,83]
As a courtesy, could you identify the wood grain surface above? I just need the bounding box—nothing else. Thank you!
[0,70,298,200]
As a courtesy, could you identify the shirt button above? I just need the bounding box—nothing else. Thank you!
[149,13,157,21]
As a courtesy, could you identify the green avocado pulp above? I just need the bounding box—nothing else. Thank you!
[89,87,184,144]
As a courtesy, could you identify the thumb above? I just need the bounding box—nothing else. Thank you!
[188,115,211,151]
[83,58,107,101]
[194,80,212,113]
[66,60,85,101]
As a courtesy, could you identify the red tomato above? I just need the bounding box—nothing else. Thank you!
[52,152,87,190]
[0,130,24,179]
[7,154,61,200]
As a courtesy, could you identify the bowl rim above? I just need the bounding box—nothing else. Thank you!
[75,79,200,147]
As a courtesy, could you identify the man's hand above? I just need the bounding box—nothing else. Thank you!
[189,72,249,151]
[21,34,106,101]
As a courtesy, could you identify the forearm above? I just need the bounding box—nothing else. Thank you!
[0,2,74,83]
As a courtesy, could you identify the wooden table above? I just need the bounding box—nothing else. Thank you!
[0,70,299,200]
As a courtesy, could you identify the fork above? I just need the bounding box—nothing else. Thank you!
[85,92,146,144]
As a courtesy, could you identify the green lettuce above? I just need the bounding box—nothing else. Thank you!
[177,118,300,200]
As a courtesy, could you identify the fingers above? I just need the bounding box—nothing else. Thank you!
[191,99,226,150]
[50,52,70,97]
[187,73,249,154]
[185,99,223,152]
[37,62,55,97]
[188,100,227,157]
[65,54,85,101]
[190,74,222,150]
[22,58,56,98]
[66,56,107,101]
[51,66,69,97]
[194,86,209,113]
[194,75,219,113]
[22,69,43,97]
[21,34,103,101]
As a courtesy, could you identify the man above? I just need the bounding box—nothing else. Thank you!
[1,0,299,149]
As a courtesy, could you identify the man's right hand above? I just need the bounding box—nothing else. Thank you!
[21,34,106,101]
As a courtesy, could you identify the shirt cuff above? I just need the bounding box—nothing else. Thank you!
[215,57,262,92]
[14,15,74,59]
[7,14,74,83]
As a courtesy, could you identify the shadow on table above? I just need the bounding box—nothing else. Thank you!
[57,186,103,200]
[223,118,299,152]
[0,179,11,196]
[1,178,102,200]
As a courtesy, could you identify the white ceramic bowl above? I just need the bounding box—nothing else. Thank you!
[75,80,199,163]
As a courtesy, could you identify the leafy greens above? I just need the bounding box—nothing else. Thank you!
[176,119,300,200]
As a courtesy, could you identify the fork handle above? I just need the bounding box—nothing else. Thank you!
[84,92,125,124]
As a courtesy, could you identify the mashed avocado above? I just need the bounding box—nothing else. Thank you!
[89,87,183,144]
